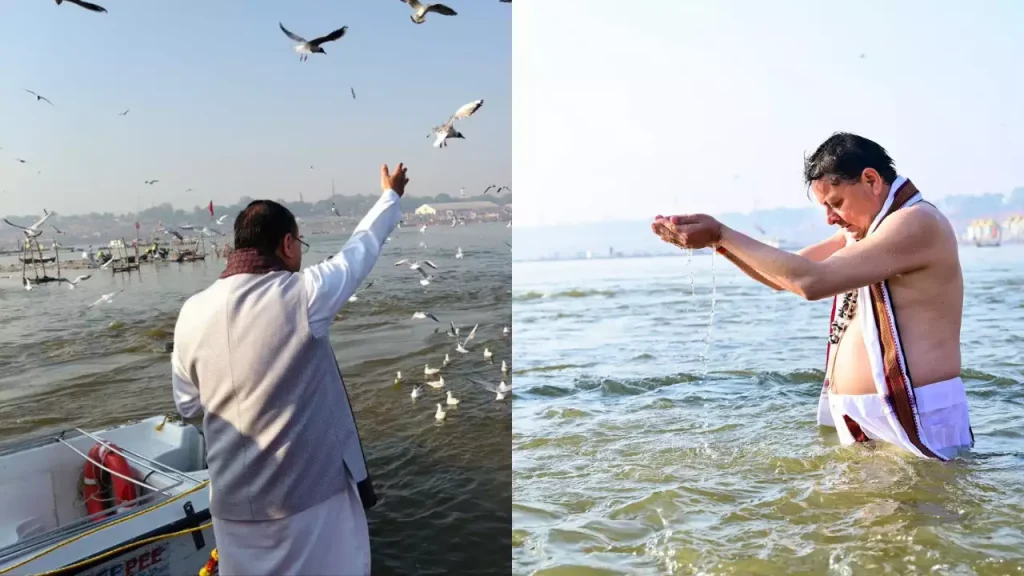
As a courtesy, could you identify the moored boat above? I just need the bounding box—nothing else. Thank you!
[0,415,215,576]
[965,218,1001,247]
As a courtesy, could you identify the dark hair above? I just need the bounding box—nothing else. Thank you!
[803,132,898,190]
[233,200,297,256]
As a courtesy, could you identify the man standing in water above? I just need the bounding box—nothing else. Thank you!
[651,133,974,460]
[171,163,408,574]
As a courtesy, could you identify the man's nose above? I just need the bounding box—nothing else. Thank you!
[825,209,839,225]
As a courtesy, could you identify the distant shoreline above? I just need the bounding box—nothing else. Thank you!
[512,250,718,264]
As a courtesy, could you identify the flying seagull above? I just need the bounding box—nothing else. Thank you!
[14,159,27,164]
[24,90,54,106]
[279,22,348,62]
[3,209,54,238]
[416,266,434,286]
[144,179,159,185]
[61,274,92,290]
[88,289,125,309]
[401,0,458,24]
[55,0,107,12]
[351,87,356,100]
[412,311,440,322]
[348,280,374,302]
[483,185,497,194]
[118,109,130,116]
[429,99,484,148]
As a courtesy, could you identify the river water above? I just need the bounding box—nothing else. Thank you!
[0,221,512,576]
[512,245,1024,575]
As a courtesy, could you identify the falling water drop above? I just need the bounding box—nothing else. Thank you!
[700,249,718,376]
[686,248,696,302]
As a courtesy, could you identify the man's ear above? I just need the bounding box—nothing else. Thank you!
[861,168,883,196]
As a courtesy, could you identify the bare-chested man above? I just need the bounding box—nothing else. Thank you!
[652,132,974,460]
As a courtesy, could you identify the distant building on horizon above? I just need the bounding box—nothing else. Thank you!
[412,201,504,221]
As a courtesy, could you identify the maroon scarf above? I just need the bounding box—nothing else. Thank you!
[220,247,288,279]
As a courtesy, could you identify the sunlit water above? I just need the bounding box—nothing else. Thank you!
[512,245,1024,575]
[0,221,512,576]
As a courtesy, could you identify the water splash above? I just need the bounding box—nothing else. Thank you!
[686,248,696,303]
[699,249,718,376]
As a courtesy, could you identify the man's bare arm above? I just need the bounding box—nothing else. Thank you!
[717,207,939,300]
[718,229,848,291]
[796,229,848,262]
[716,247,784,290]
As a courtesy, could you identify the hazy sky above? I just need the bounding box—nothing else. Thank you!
[513,0,1024,228]
[0,0,510,217]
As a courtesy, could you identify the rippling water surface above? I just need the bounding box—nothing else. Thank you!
[0,221,512,576]
[512,245,1024,575]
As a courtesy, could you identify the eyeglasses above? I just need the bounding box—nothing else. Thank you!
[295,235,310,254]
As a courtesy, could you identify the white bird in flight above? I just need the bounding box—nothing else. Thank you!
[348,280,374,302]
[216,214,228,225]
[472,378,508,401]
[429,99,484,148]
[401,0,458,25]
[88,289,124,308]
[4,209,54,239]
[394,258,437,271]
[416,267,434,286]
[279,22,349,62]
[454,324,478,353]
[412,311,440,322]
[62,274,92,290]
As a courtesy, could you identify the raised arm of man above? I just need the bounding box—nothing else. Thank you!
[304,163,407,339]
[701,228,848,292]
[656,207,940,301]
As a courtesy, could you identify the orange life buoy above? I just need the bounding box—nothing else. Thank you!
[83,442,138,520]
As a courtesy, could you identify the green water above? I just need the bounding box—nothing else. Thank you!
[512,247,1024,575]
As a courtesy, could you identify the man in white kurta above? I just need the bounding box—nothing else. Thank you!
[170,164,408,575]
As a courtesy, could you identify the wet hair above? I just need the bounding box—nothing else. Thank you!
[233,200,297,256]
[803,132,898,191]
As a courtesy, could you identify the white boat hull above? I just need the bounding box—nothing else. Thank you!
[0,416,215,576]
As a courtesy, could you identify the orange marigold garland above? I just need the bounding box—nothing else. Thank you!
[198,547,218,576]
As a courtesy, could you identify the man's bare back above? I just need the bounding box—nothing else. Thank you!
[827,202,964,395]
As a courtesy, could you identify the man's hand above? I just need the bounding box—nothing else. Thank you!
[651,214,723,249]
[381,163,409,197]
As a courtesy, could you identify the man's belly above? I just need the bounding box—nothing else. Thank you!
[829,314,960,396]
[830,322,877,395]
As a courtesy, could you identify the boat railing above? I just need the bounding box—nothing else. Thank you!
[0,425,207,565]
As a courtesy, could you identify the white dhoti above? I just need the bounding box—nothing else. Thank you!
[815,176,975,461]
[825,377,974,459]
[212,476,370,576]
